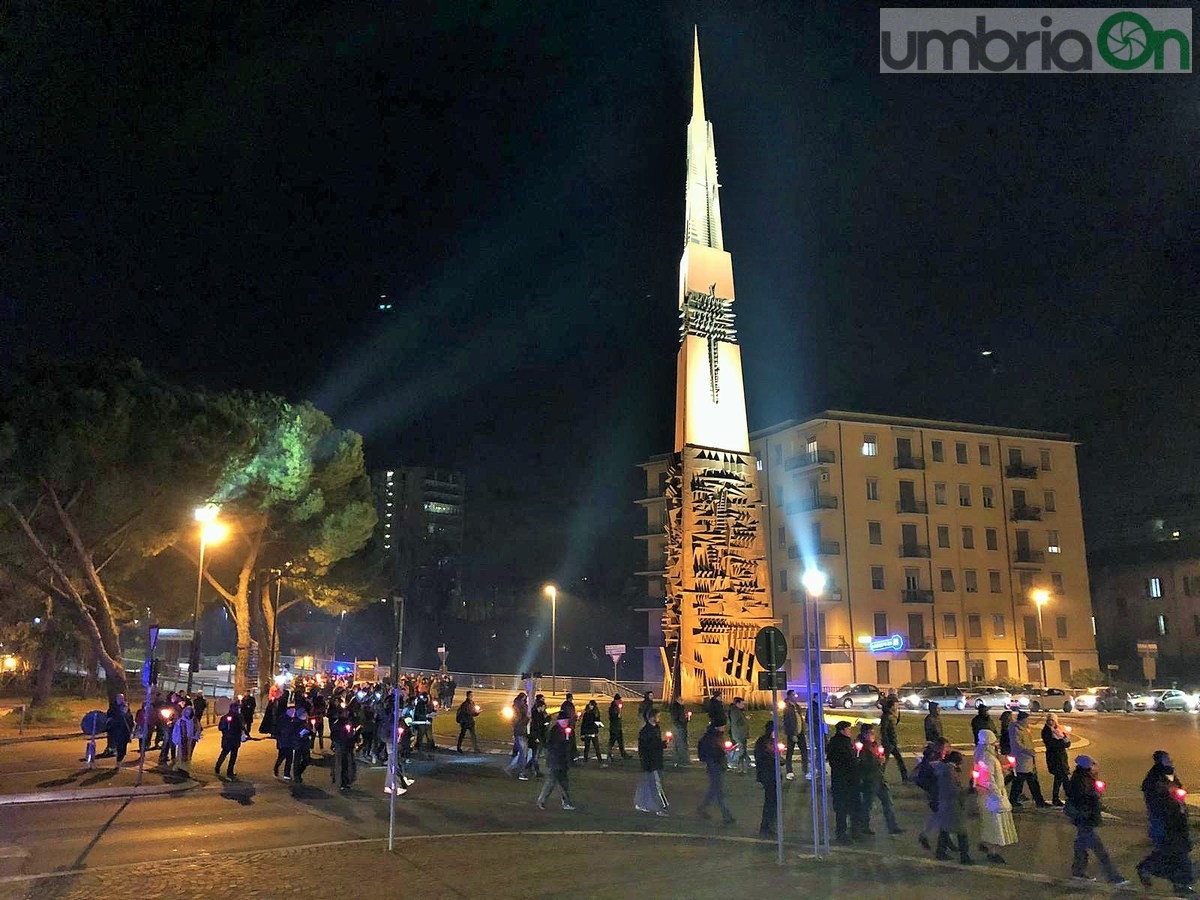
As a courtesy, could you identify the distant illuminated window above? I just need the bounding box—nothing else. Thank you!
[1148,577,1163,599]
[1047,530,1061,554]
[1158,615,1167,635]
[862,435,878,457]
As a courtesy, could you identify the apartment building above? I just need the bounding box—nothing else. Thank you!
[1090,538,1200,677]
[637,411,1099,690]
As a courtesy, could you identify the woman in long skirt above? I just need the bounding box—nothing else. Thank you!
[635,710,669,816]
[974,729,1018,863]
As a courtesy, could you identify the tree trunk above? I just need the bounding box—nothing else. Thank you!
[80,638,97,698]
[30,630,58,708]
[256,578,274,699]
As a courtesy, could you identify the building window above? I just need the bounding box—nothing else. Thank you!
[964,569,978,593]
[862,434,878,457]
[992,614,1006,638]
[995,659,1010,679]
[1059,659,1072,682]
[936,525,950,549]
[985,528,998,551]
[1158,615,1168,636]
[1008,448,1023,467]
[940,569,955,592]
[1047,530,1061,554]
[1148,577,1163,599]
[1044,490,1056,512]
[755,452,763,471]
[874,612,888,636]
[778,526,786,548]
[955,442,968,464]
[1056,616,1068,639]
[934,483,947,505]
[989,570,1002,593]
[779,570,788,593]
[1040,449,1052,471]
[943,614,958,638]
[958,484,971,507]
[868,521,882,545]
[806,437,818,456]
[1185,576,1200,597]
[904,568,921,590]
[982,486,994,509]
[931,440,944,462]
[876,660,890,685]
[979,444,992,466]
[968,614,982,638]
[962,526,975,549]
[866,478,880,501]
[1051,572,1065,594]
[870,566,885,590]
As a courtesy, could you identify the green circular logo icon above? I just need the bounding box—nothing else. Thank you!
[1098,11,1156,70]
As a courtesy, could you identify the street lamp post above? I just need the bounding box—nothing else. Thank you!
[187,506,226,695]
[801,568,829,856]
[1032,589,1050,690]
[543,584,557,695]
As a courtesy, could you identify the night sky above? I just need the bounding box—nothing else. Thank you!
[5,3,1199,616]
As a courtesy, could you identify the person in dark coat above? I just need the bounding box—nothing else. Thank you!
[105,695,134,766]
[1041,713,1072,806]
[754,720,779,837]
[535,718,575,810]
[827,720,860,843]
[607,694,630,763]
[924,701,943,743]
[559,693,578,763]
[239,693,256,736]
[1136,751,1194,894]
[634,709,669,815]
[526,694,548,778]
[971,707,995,745]
[997,710,1015,790]
[639,691,656,726]
[879,698,908,783]
[933,750,972,864]
[273,707,299,780]
[696,723,735,824]
[215,702,244,778]
[917,737,953,852]
[782,689,807,781]
[329,705,357,790]
[580,700,603,763]
[1066,756,1129,885]
[704,690,727,728]
[456,691,481,753]
[855,723,902,836]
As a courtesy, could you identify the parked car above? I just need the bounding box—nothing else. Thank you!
[1156,689,1200,712]
[901,685,967,711]
[1126,689,1167,712]
[1067,687,1119,712]
[967,685,1013,710]
[826,683,882,709]
[1011,687,1069,712]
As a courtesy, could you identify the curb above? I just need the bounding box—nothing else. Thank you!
[0,777,203,806]
[0,732,84,747]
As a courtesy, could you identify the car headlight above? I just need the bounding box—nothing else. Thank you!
[904,694,920,706]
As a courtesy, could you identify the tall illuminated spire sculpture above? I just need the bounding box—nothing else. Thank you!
[662,31,774,703]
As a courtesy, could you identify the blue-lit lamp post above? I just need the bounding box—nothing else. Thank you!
[543,584,558,695]
[801,568,829,855]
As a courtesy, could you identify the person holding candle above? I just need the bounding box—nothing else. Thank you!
[1136,750,1194,894]
[973,729,1017,863]
[455,690,481,754]
[1065,755,1129,885]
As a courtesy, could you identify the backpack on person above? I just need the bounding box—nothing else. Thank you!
[913,756,937,796]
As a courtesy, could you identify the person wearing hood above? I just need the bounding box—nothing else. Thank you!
[855,723,903,836]
[970,706,995,746]
[1041,713,1072,806]
[580,699,603,764]
[215,702,244,779]
[1136,750,1194,894]
[669,697,690,768]
[634,708,669,816]
[973,729,1017,863]
[933,750,972,865]
[608,693,632,765]
[923,701,943,743]
[1065,755,1129,885]
[105,695,135,767]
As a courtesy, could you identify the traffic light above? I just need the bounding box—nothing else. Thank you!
[149,658,161,685]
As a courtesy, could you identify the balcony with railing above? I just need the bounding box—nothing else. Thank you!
[899,543,931,558]
[896,499,928,515]
[901,589,935,604]
[1010,505,1042,522]
[787,542,841,559]
[785,449,835,471]
[785,495,839,514]
[1023,638,1055,659]
[1013,548,1045,565]
[1006,463,1038,479]
[894,455,925,470]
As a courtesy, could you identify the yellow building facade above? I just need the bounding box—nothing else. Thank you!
[639,410,1099,690]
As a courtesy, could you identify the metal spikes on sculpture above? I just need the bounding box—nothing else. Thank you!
[662,31,774,704]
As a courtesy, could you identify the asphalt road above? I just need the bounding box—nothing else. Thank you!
[1,709,1198,896]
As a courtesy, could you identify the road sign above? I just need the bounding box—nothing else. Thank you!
[754,626,788,670]
[757,670,787,691]
[604,644,626,657]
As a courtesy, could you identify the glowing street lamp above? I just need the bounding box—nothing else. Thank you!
[1031,588,1050,690]
[187,506,227,694]
[543,584,558,694]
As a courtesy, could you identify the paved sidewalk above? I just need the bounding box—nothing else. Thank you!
[0,832,1141,900]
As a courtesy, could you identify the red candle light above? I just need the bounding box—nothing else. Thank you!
[1095,780,1106,792]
